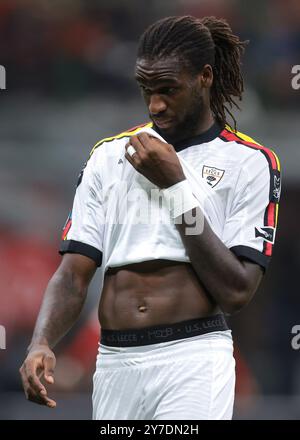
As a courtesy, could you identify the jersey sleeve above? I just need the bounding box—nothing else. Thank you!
[222,149,281,271]
[59,152,104,267]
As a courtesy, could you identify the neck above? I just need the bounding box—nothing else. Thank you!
[192,109,215,137]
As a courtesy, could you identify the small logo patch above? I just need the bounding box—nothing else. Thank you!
[118,158,123,164]
[202,166,225,188]
[76,161,87,188]
[270,170,281,203]
[273,175,281,201]
[62,211,72,240]
[255,226,275,244]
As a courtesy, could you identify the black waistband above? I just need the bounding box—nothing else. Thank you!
[100,314,229,347]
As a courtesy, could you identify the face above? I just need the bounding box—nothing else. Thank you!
[135,56,212,143]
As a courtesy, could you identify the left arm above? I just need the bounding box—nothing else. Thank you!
[175,207,263,314]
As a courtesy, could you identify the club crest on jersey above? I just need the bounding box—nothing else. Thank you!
[255,226,275,244]
[202,166,225,188]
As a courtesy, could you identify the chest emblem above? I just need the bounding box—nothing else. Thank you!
[202,166,225,188]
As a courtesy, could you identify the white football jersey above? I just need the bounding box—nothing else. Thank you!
[60,122,281,273]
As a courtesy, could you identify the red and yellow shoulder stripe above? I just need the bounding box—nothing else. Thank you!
[89,122,153,157]
[220,124,281,257]
[220,124,281,171]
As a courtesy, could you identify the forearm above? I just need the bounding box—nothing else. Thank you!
[175,207,260,314]
[29,269,88,351]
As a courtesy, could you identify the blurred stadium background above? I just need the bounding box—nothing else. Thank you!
[0,0,299,420]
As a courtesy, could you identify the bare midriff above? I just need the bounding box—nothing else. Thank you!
[99,259,220,330]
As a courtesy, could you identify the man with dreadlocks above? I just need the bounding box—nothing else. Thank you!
[20,16,281,420]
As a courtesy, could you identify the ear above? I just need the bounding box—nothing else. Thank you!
[200,64,213,88]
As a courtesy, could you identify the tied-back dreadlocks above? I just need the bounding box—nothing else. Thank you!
[137,16,248,131]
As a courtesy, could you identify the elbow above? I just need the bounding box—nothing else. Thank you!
[217,261,263,316]
[220,296,248,316]
[220,268,262,315]
[219,287,253,316]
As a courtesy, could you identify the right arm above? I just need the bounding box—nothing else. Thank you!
[20,142,105,407]
[19,253,97,408]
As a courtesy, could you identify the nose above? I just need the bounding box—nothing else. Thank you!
[149,94,167,115]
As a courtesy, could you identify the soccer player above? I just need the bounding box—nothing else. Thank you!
[20,16,281,419]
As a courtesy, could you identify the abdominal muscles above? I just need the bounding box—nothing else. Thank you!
[99,259,219,330]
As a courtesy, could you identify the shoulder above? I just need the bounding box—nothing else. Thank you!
[89,122,153,158]
[219,125,281,173]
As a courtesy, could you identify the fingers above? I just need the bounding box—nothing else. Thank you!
[137,132,165,150]
[125,133,170,171]
[125,135,144,157]
[125,135,145,168]
[136,132,154,149]
[21,370,56,408]
[128,132,155,152]
[44,354,56,384]
[23,361,47,397]
[19,351,57,408]
[124,144,135,168]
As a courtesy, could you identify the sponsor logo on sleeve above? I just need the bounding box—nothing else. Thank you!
[255,226,275,244]
[270,169,281,203]
[273,175,281,201]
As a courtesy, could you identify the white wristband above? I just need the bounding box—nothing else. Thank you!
[162,179,199,219]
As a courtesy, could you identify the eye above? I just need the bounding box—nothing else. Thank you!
[139,85,151,95]
[159,87,177,95]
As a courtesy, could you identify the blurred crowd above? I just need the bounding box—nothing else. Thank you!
[0,0,299,106]
[0,0,300,419]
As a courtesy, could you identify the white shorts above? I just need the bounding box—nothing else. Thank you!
[92,330,235,420]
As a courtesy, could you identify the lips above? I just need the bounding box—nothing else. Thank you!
[153,118,173,129]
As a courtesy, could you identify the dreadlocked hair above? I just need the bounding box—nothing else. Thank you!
[137,16,248,131]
